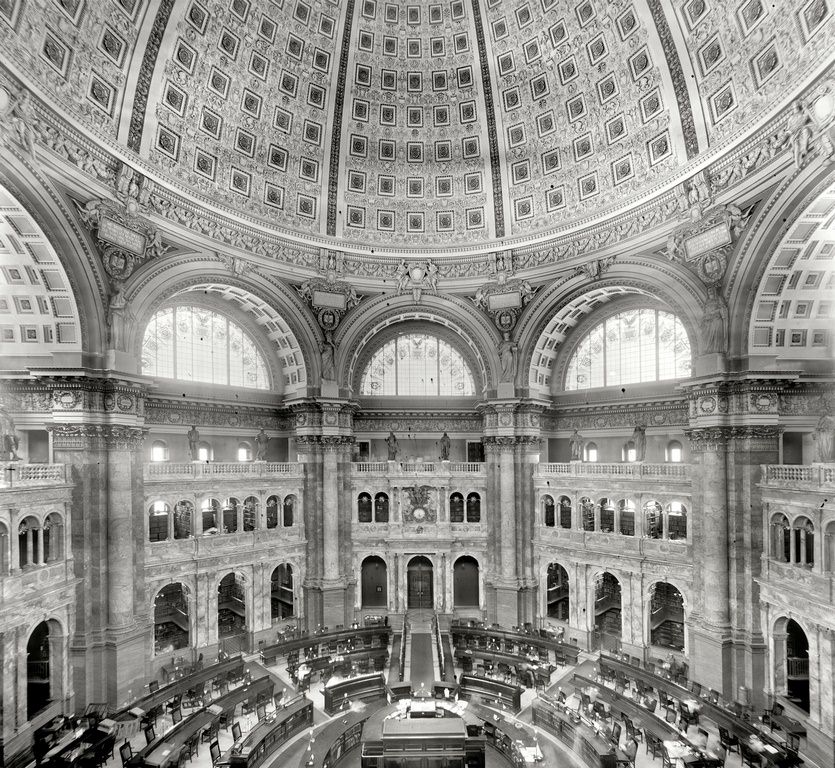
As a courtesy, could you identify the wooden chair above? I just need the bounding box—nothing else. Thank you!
[143,725,155,746]
[740,742,763,767]
[119,741,133,767]
[185,733,199,760]
[660,744,676,768]
[200,722,218,744]
[209,740,221,766]
[610,721,622,746]
[645,732,664,760]
[617,738,639,767]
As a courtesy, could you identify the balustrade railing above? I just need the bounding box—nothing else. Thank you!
[787,656,809,677]
[762,464,835,487]
[1,463,66,487]
[351,461,485,475]
[145,461,301,480]
[537,462,689,479]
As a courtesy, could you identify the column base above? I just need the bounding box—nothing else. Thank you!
[104,625,150,709]
[304,581,349,629]
[690,623,734,699]
[488,582,521,626]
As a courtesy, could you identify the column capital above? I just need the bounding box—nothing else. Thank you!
[295,434,355,452]
[482,435,540,454]
[48,423,147,451]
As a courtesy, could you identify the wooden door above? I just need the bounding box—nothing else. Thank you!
[407,558,433,609]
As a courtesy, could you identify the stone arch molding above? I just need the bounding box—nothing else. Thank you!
[127,264,317,394]
[338,294,500,394]
[522,268,703,396]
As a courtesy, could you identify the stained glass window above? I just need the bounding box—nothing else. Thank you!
[142,306,269,389]
[359,333,476,396]
[565,309,690,390]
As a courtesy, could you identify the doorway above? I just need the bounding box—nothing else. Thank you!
[407,556,434,609]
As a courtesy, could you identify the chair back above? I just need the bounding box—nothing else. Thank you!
[232,722,242,741]
[144,726,155,746]
[149,680,159,693]
[119,742,132,766]
[171,707,182,724]
[665,707,677,724]
[209,740,221,765]
[611,722,622,744]
[626,738,638,760]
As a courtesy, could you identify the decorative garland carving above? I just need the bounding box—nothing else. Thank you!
[48,424,146,451]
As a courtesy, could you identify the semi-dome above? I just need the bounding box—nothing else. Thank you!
[0,0,832,256]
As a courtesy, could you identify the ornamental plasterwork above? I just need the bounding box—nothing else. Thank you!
[295,277,362,332]
[144,400,292,431]
[471,278,538,334]
[400,485,438,524]
[0,61,834,274]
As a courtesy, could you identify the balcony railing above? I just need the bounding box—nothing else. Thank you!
[145,461,301,481]
[1,463,67,488]
[536,462,689,479]
[761,464,835,488]
[787,656,809,678]
[352,461,485,475]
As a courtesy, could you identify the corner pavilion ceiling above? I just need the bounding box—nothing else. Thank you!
[0,0,833,251]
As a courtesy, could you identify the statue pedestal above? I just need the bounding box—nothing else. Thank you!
[497,383,515,398]
[105,349,135,373]
[321,380,338,397]
[694,352,728,376]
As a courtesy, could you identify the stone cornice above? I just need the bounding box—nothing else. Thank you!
[48,424,147,451]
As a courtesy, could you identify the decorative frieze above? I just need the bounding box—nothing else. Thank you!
[48,424,146,451]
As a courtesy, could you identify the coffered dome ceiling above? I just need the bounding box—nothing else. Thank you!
[1,0,833,254]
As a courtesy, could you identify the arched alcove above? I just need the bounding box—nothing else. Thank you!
[154,583,190,655]
[649,582,685,651]
[217,573,247,640]
[407,556,433,610]
[593,572,622,650]
[361,556,387,608]
[453,556,479,607]
[270,564,295,621]
[546,563,569,620]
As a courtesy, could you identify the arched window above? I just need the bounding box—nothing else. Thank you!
[584,442,598,462]
[142,306,270,389]
[793,517,814,566]
[466,493,481,523]
[359,333,476,396]
[266,496,279,529]
[197,441,212,462]
[644,501,663,539]
[222,498,239,533]
[237,442,252,462]
[174,501,193,539]
[243,497,258,531]
[599,498,615,532]
[149,502,170,542]
[283,495,296,527]
[151,440,168,462]
[43,513,64,561]
[542,495,555,527]
[580,497,594,532]
[667,440,683,463]
[449,492,464,523]
[358,493,372,523]
[667,502,688,540]
[558,496,572,529]
[618,500,635,536]
[374,492,389,523]
[623,441,637,463]
[565,309,691,390]
[201,499,221,534]
[771,513,790,562]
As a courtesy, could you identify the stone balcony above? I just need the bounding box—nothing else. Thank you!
[0,462,67,488]
[351,461,486,478]
[0,560,75,603]
[536,462,690,482]
[760,464,835,490]
[144,461,302,482]
[535,526,690,561]
[352,519,488,541]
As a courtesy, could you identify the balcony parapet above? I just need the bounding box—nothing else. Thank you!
[144,461,302,481]
[536,462,689,481]
[352,461,486,477]
[761,464,835,490]
[536,527,690,559]
[0,462,67,488]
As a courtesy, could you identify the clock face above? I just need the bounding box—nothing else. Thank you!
[413,507,426,521]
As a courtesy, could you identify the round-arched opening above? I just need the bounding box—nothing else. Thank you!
[243,496,258,532]
[173,500,193,539]
[283,495,296,527]
[580,497,594,532]
[43,513,64,562]
[271,564,295,622]
[649,582,684,652]
[266,496,279,529]
[357,492,372,523]
[201,499,221,534]
[237,441,253,462]
[792,517,814,566]
[593,572,622,650]
[148,502,171,542]
[584,442,598,462]
[666,440,683,463]
[644,501,663,539]
[558,496,572,529]
[785,619,810,712]
[222,497,240,534]
[825,521,835,572]
[546,563,569,620]
[27,621,53,719]
[407,556,433,610]
[154,583,189,655]
[453,556,479,607]
[542,495,555,527]
[770,513,791,562]
[151,440,168,462]
[0,522,9,575]
[618,500,635,536]
[217,573,246,640]
[598,497,615,532]
[466,492,481,523]
[450,492,464,523]
[667,502,688,540]
[361,556,388,608]
[18,516,42,568]
[374,492,389,523]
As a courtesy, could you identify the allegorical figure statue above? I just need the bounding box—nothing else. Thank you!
[814,412,835,463]
[439,431,451,461]
[385,431,399,461]
[254,428,269,461]
[632,425,647,462]
[0,408,20,461]
[569,429,583,461]
[702,286,728,354]
[187,425,200,460]
[320,332,336,381]
[106,281,128,351]
[499,335,517,383]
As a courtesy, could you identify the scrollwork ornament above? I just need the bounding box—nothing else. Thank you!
[684,427,730,453]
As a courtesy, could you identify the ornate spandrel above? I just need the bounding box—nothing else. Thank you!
[400,485,438,524]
